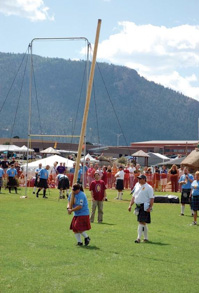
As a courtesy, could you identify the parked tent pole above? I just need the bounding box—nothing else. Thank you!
[70,19,101,205]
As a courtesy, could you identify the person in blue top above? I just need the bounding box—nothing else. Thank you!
[33,163,42,194]
[67,183,91,246]
[178,167,194,216]
[36,165,50,199]
[190,171,199,225]
[56,171,70,199]
[6,164,18,194]
[0,164,4,193]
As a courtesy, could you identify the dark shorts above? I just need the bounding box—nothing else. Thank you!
[136,204,151,224]
[58,178,69,190]
[70,215,91,232]
[191,196,199,211]
[7,177,17,187]
[116,179,124,190]
[38,178,48,189]
[0,177,2,187]
[181,189,191,204]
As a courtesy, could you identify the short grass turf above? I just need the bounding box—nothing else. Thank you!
[0,188,199,293]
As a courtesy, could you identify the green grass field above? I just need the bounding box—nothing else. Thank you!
[1,187,199,293]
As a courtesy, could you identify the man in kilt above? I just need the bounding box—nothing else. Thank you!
[115,166,124,200]
[67,183,91,246]
[178,167,194,216]
[36,165,50,199]
[128,174,154,243]
[57,171,70,199]
[0,164,4,193]
[6,164,18,194]
[33,163,42,194]
[190,171,199,225]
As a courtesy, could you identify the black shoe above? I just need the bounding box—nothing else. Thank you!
[105,198,108,201]
[62,195,65,199]
[77,242,83,246]
[43,196,48,199]
[33,192,35,194]
[85,237,90,246]
[59,196,63,199]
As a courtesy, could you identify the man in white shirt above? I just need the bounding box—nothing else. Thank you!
[128,174,154,243]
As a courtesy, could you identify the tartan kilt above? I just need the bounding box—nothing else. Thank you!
[70,215,91,232]
[116,179,124,190]
[191,195,199,211]
[58,178,69,190]
[137,204,151,224]
[7,177,17,187]
[37,178,48,189]
[181,189,191,204]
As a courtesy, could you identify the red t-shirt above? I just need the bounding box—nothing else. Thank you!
[89,180,106,201]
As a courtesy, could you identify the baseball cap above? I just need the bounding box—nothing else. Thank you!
[137,174,147,180]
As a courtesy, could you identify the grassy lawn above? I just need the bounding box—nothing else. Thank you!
[0,187,199,293]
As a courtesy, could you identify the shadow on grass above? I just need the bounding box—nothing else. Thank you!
[81,245,100,250]
[142,241,170,246]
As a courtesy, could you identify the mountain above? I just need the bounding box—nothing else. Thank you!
[0,52,199,146]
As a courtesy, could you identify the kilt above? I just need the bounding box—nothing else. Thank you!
[58,178,69,190]
[116,179,124,190]
[0,177,2,187]
[191,195,199,211]
[181,189,191,204]
[37,178,48,189]
[136,204,151,224]
[7,177,17,187]
[70,215,91,232]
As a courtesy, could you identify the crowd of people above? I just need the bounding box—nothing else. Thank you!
[1,156,199,245]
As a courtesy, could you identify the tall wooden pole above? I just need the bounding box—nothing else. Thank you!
[69,19,102,206]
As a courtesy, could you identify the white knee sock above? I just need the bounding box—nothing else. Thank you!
[74,233,81,243]
[119,192,123,200]
[143,225,148,240]
[81,231,88,238]
[181,205,185,214]
[137,224,144,239]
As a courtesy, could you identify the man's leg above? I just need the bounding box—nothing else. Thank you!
[98,201,104,223]
[90,200,97,223]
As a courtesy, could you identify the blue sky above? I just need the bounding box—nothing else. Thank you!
[0,0,199,100]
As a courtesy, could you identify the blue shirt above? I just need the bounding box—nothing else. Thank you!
[7,168,17,177]
[191,180,199,196]
[0,168,4,177]
[78,168,83,180]
[70,167,75,174]
[68,191,89,216]
[39,168,49,179]
[179,174,194,189]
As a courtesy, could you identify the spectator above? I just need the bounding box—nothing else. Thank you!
[90,171,106,223]
[169,164,179,192]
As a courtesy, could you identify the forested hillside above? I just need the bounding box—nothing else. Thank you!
[0,52,198,146]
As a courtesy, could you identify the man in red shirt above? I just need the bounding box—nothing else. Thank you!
[90,171,107,223]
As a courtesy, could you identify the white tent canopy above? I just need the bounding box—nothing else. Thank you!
[20,145,34,152]
[0,144,22,152]
[80,153,99,163]
[21,155,74,179]
[40,147,61,154]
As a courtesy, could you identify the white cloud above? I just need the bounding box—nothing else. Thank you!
[95,22,199,101]
[0,0,54,21]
